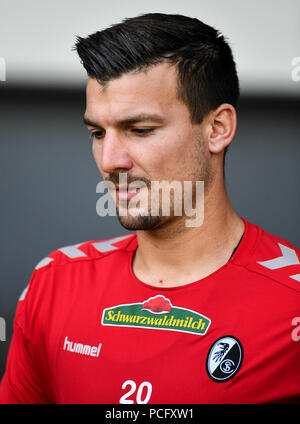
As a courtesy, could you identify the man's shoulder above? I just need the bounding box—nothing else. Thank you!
[18,233,137,302]
[33,232,137,273]
[238,219,300,294]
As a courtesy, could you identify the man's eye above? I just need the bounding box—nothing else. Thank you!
[90,131,104,140]
[132,128,155,135]
[89,128,155,140]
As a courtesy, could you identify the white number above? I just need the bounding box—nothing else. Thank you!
[136,381,152,404]
[120,380,136,404]
[119,380,152,404]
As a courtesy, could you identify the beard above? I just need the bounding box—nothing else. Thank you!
[116,209,162,231]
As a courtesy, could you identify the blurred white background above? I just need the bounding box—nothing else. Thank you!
[0,0,300,95]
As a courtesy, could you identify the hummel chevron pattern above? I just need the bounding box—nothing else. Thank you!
[257,243,300,283]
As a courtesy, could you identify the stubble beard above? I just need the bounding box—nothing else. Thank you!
[116,209,162,231]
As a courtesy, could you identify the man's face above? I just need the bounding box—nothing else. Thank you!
[84,62,213,231]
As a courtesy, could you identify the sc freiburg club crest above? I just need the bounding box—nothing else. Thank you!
[206,335,243,382]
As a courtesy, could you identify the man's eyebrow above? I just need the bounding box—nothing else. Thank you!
[83,113,165,127]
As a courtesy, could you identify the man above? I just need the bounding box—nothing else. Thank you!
[0,13,299,404]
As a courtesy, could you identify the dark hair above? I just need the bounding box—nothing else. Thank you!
[74,13,239,159]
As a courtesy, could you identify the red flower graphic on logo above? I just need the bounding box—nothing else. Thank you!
[142,295,172,313]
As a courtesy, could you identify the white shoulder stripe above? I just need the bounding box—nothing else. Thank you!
[257,243,300,284]
[32,235,133,271]
[19,285,29,301]
[92,234,133,253]
[58,242,88,258]
[290,274,300,282]
[35,257,54,269]
[257,243,300,270]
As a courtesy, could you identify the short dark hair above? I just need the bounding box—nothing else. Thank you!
[75,13,239,158]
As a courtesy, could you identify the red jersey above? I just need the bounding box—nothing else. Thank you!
[0,217,299,404]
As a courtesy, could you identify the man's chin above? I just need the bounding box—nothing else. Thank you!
[116,211,162,231]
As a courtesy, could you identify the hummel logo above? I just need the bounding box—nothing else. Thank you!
[63,336,102,358]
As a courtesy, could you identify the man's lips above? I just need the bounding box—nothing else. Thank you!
[115,185,141,201]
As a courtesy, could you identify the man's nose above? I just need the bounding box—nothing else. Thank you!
[94,131,133,174]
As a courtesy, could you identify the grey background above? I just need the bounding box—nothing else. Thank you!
[0,87,299,378]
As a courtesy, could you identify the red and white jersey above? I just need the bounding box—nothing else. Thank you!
[0,217,299,404]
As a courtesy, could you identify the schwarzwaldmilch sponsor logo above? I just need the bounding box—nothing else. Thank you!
[206,335,243,382]
[101,295,211,335]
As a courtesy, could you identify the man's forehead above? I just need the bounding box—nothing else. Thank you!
[86,62,179,101]
[85,62,181,123]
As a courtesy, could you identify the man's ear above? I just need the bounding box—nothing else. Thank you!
[206,104,237,154]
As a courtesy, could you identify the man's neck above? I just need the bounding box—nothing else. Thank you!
[132,191,245,288]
